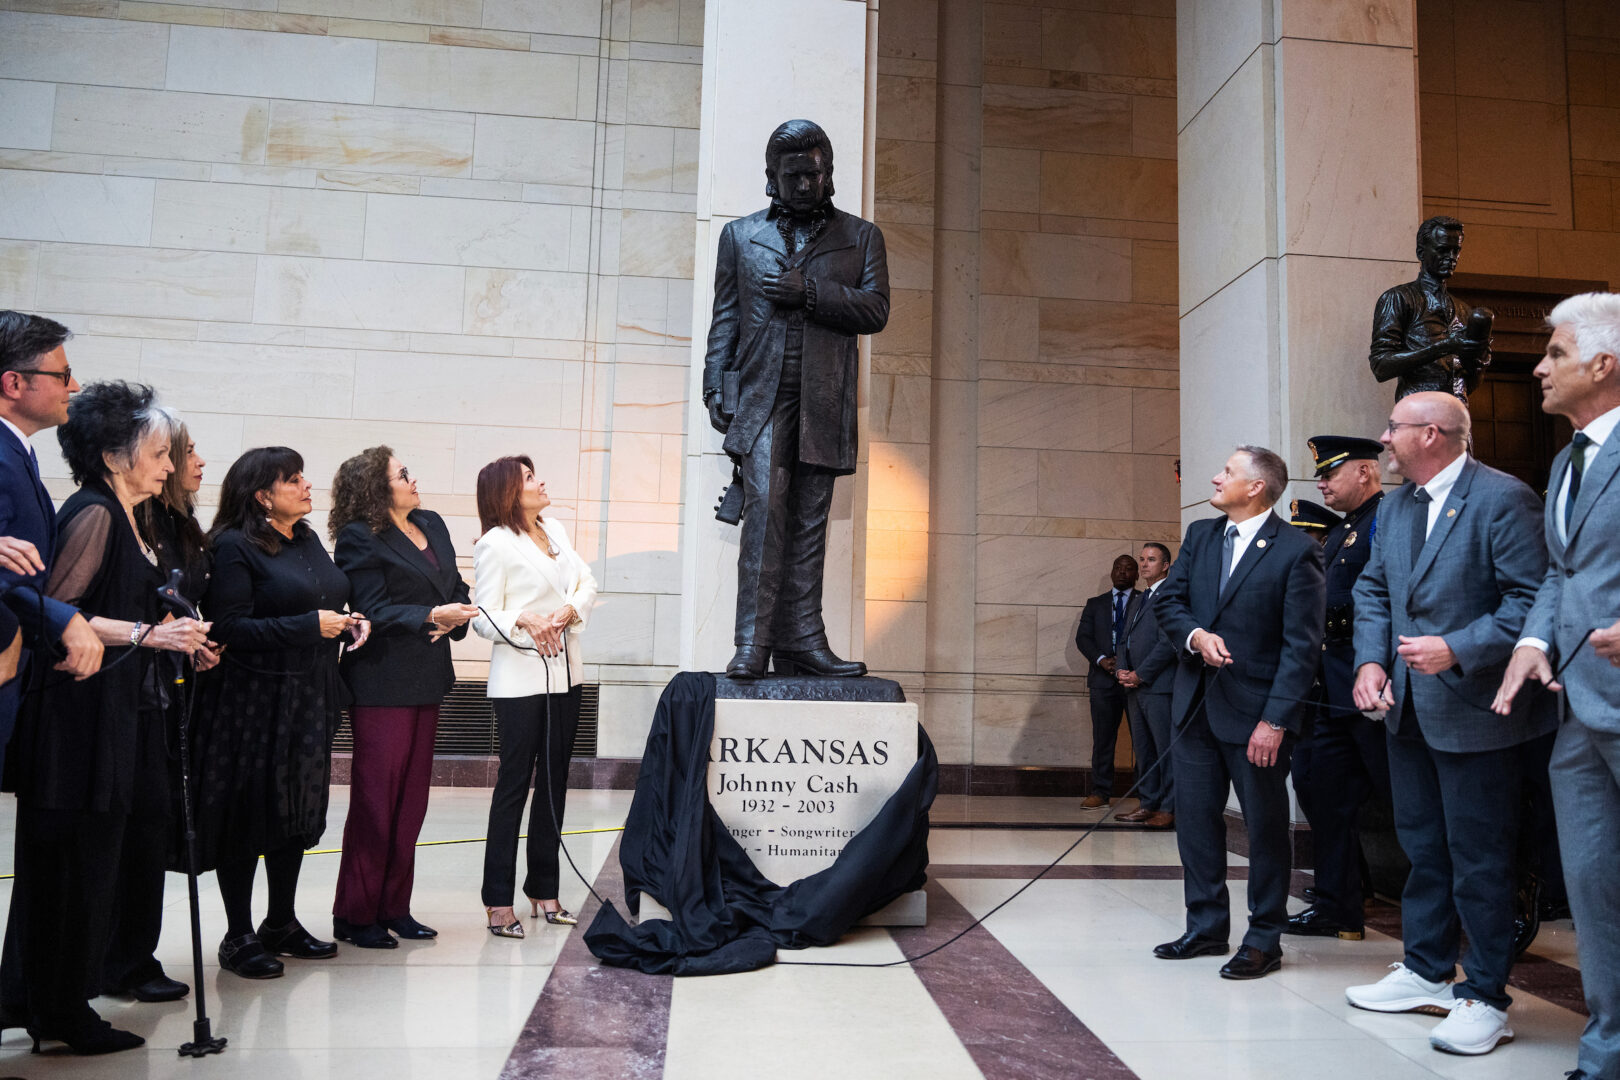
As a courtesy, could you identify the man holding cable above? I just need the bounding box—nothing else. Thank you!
[1346,391,1549,1057]
[1494,292,1620,1080]
[1152,445,1324,980]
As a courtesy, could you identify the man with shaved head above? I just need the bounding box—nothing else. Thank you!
[1344,392,1550,1057]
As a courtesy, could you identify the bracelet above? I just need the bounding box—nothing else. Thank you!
[130,621,144,646]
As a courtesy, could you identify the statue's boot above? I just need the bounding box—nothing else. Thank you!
[772,648,866,678]
[725,645,770,679]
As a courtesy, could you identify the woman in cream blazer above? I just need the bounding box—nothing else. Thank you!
[470,455,598,936]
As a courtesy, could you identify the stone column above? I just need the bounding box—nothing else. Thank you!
[678,0,877,672]
[1177,0,1421,514]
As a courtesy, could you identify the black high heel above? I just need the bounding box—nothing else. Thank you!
[26,1012,145,1055]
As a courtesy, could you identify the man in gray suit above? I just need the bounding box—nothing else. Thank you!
[1116,542,1176,828]
[1346,392,1550,1057]
[1494,291,1620,1080]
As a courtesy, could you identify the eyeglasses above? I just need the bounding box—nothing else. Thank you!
[393,467,411,483]
[1384,420,1457,436]
[18,366,71,385]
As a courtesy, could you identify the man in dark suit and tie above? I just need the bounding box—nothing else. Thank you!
[1116,542,1176,828]
[1075,554,1139,809]
[1287,435,1388,942]
[0,311,102,777]
[1495,292,1620,1080]
[1347,392,1549,1057]
[1153,445,1325,980]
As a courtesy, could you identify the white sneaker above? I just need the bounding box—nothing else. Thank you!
[1429,998,1513,1055]
[1346,962,1457,1015]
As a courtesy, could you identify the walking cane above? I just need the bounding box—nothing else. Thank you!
[157,571,227,1058]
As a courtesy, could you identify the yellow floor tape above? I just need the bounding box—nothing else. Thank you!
[0,826,626,880]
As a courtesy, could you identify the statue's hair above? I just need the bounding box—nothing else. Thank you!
[1547,291,1620,368]
[1416,214,1463,251]
[764,119,835,200]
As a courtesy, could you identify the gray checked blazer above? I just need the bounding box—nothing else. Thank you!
[1351,456,1554,753]
[1521,430,1620,733]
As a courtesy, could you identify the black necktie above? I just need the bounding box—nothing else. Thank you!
[1411,488,1432,565]
[1567,432,1592,513]
[1219,524,1238,594]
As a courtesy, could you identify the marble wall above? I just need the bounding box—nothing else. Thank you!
[864,0,1182,771]
[1417,0,1620,285]
[0,0,705,755]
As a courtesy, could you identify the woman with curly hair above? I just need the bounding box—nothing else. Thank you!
[192,447,370,979]
[328,446,474,948]
[4,381,210,1053]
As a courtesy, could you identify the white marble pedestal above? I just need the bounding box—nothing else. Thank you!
[634,685,927,928]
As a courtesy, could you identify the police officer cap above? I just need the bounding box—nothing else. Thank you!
[1307,435,1383,478]
[1289,498,1341,531]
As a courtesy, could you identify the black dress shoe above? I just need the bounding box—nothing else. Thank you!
[124,974,190,1002]
[1302,886,1319,902]
[1284,905,1365,940]
[28,1009,144,1056]
[333,917,398,949]
[219,933,284,979]
[772,648,867,678]
[380,915,438,939]
[256,919,338,960]
[1512,875,1542,958]
[1219,945,1282,980]
[725,645,770,679]
[1153,931,1229,960]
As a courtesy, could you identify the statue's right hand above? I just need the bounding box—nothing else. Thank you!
[708,396,732,434]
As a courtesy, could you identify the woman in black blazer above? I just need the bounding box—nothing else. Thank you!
[330,446,476,948]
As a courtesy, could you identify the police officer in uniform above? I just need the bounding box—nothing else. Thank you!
[1286,436,1388,940]
[1289,499,1342,545]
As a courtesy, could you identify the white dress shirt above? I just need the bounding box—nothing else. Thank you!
[1518,405,1620,655]
[1417,451,1468,538]
[1184,509,1274,651]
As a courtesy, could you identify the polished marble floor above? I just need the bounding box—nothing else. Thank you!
[0,790,1590,1079]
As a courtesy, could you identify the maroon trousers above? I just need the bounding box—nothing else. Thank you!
[333,704,439,925]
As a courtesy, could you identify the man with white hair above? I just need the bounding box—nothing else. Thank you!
[1346,392,1550,1056]
[1495,291,1620,1080]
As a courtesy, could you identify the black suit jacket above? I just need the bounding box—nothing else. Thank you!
[0,432,76,646]
[1076,589,1135,691]
[701,205,889,474]
[1121,585,1174,695]
[1155,512,1326,743]
[335,510,471,708]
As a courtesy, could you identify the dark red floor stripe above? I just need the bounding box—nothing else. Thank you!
[500,840,671,1080]
[893,879,1140,1080]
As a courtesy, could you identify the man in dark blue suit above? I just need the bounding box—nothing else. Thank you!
[1287,435,1387,941]
[1074,555,1139,809]
[1152,445,1326,980]
[1347,392,1549,1057]
[1116,542,1176,828]
[0,311,103,778]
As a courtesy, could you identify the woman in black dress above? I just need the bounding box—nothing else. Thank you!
[329,446,476,948]
[99,409,220,1003]
[193,447,371,979]
[6,381,210,1053]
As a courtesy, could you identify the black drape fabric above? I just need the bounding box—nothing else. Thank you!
[585,672,937,976]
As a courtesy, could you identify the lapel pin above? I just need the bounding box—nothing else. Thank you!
[1447,508,1456,518]
[1256,539,1267,549]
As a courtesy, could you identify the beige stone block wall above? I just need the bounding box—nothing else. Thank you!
[0,0,701,757]
[861,0,1181,770]
[1418,0,1620,284]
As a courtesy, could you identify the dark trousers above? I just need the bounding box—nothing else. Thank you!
[1124,689,1174,811]
[734,339,837,651]
[1088,680,1127,798]
[1386,715,1523,1010]
[481,687,580,907]
[7,806,126,1028]
[333,704,440,925]
[1517,729,1566,907]
[1291,710,1388,927]
[101,704,175,992]
[1173,705,1294,953]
